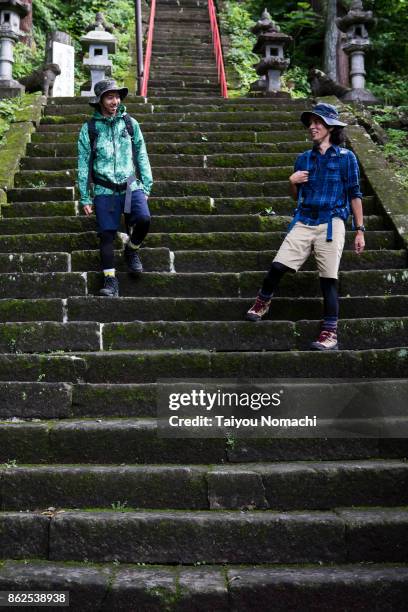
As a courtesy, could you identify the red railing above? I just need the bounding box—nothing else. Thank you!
[208,0,228,98]
[141,0,156,97]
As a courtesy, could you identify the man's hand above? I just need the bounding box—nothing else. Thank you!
[289,170,309,185]
[355,231,365,254]
[83,205,93,216]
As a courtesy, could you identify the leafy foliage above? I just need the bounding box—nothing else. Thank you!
[14,0,135,93]
[0,98,23,142]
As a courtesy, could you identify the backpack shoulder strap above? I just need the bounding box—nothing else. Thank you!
[87,118,98,192]
[123,114,139,178]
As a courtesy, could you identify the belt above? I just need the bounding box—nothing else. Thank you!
[93,174,137,214]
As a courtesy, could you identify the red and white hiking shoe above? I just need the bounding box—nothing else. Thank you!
[310,330,338,351]
[245,295,271,322]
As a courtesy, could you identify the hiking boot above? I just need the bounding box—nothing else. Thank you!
[310,329,338,351]
[245,295,271,322]
[124,245,143,274]
[99,276,119,297]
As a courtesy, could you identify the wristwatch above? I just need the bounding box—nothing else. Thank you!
[355,225,365,232]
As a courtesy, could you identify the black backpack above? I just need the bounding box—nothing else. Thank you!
[86,114,139,192]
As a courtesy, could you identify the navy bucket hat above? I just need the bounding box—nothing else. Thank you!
[300,103,347,128]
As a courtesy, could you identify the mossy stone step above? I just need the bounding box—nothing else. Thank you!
[31,130,307,144]
[15,167,294,187]
[2,214,385,236]
[2,201,77,218]
[0,322,100,353]
[43,110,302,126]
[1,507,407,564]
[21,152,299,171]
[143,231,393,251]
[45,103,154,116]
[172,249,405,272]
[146,96,309,106]
[0,252,70,273]
[0,272,86,298]
[0,230,395,254]
[7,187,74,203]
[0,348,407,385]
[86,268,406,299]
[1,460,407,511]
[0,298,63,323]
[38,120,302,132]
[0,561,407,612]
[26,142,307,157]
[66,296,408,323]
[101,318,408,352]
[1,411,407,459]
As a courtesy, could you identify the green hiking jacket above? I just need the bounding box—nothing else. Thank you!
[77,104,153,206]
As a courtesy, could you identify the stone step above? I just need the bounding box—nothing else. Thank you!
[5,194,378,219]
[0,272,86,298]
[0,214,387,235]
[2,295,407,326]
[0,322,101,353]
[1,461,407,511]
[0,248,170,273]
[0,561,407,611]
[12,168,300,188]
[146,96,309,106]
[26,141,308,158]
[7,187,74,203]
[21,152,299,170]
[149,179,370,197]
[65,295,408,323]
[0,317,407,354]
[2,201,77,217]
[31,130,307,144]
[100,318,408,352]
[1,507,407,563]
[70,247,403,274]
[0,231,395,254]
[0,348,407,384]
[40,114,301,127]
[0,414,408,462]
[2,377,408,420]
[0,298,63,322]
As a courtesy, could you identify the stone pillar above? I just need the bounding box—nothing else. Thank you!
[250,9,292,97]
[46,32,75,97]
[0,0,29,97]
[80,12,117,97]
[336,0,379,104]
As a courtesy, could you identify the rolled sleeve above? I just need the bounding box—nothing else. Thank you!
[347,151,363,200]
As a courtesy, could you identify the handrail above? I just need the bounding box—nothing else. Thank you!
[208,0,228,98]
[141,0,156,97]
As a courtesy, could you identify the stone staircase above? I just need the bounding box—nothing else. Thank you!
[1,0,408,608]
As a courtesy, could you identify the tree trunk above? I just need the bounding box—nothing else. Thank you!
[20,0,33,46]
[324,0,338,81]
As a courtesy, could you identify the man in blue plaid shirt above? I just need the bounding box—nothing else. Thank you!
[246,103,365,351]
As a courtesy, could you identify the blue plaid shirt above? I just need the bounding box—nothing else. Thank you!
[294,144,362,226]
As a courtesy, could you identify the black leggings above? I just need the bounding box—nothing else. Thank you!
[260,262,338,318]
[99,216,151,270]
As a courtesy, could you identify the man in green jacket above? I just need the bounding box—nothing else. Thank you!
[78,79,153,297]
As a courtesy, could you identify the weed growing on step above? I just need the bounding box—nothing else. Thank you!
[111,500,128,511]
[226,432,237,450]
[1,459,18,469]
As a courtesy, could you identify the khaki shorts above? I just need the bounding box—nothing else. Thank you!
[273,218,346,279]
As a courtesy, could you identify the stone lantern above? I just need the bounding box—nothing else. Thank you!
[336,0,379,103]
[80,12,117,97]
[0,0,29,97]
[251,9,292,96]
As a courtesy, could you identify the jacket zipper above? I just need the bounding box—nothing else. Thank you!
[111,121,116,180]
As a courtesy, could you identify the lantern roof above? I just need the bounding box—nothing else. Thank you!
[337,0,376,32]
[0,0,29,17]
